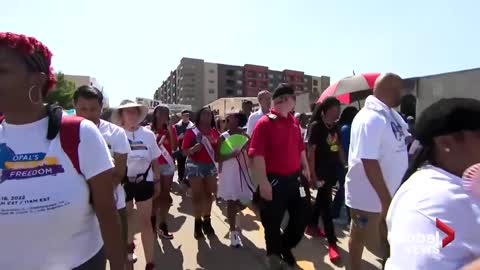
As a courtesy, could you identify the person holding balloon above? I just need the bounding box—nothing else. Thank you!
[216,111,253,248]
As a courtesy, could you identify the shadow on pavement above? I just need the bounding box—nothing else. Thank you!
[154,238,184,270]
[216,201,260,232]
[166,213,187,233]
[177,194,195,216]
[195,234,266,270]
[294,235,379,270]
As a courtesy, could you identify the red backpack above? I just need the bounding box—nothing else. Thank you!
[0,107,83,175]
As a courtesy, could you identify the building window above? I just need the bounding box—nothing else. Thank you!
[236,80,243,85]
[261,82,268,88]
[304,78,308,82]
[208,80,215,84]
[226,89,234,95]
[208,89,215,94]
[226,79,235,86]
[226,70,235,76]
[236,89,243,95]
[313,87,318,93]
[247,71,256,78]
[209,69,215,73]
[268,74,274,79]
[248,81,257,87]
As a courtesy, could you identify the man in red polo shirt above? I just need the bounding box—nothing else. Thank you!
[249,83,312,270]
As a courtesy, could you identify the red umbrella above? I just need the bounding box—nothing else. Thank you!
[317,73,381,104]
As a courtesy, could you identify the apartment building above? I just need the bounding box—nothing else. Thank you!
[64,74,109,107]
[154,57,330,111]
[310,75,331,102]
[64,74,103,90]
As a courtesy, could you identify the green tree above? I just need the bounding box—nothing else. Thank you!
[45,72,76,109]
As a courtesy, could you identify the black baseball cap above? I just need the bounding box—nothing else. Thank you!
[416,98,480,146]
[181,109,190,115]
[272,83,295,100]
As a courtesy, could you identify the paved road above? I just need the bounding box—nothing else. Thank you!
[113,179,382,270]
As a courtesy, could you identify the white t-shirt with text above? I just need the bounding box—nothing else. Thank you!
[0,116,113,270]
[385,166,480,270]
[345,96,409,213]
[98,120,130,209]
[125,126,161,181]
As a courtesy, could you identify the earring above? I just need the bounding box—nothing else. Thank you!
[444,147,451,153]
[28,85,42,105]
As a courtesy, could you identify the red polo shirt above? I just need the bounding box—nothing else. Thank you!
[248,109,305,176]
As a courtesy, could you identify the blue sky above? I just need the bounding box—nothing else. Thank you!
[3,0,479,106]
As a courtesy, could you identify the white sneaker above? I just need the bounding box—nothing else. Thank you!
[127,252,137,263]
[230,231,243,248]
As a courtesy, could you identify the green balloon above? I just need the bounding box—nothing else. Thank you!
[220,134,249,156]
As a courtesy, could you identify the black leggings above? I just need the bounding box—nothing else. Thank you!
[72,247,106,270]
[310,182,337,245]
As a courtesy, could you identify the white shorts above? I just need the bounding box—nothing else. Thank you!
[114,184,126,209]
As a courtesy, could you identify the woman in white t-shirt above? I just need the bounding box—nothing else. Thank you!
[386,98,480,270]
[0,33,124,270]
[111,101,161,270]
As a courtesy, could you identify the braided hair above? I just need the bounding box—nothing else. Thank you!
[0,32,62,140]
[309,96,340,124]
[0,32,56,95]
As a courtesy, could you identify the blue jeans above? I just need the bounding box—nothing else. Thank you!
[331,165,350,222]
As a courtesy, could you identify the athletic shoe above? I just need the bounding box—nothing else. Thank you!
[230,231,243,248]
[194,219,204,239]
[202,217,215,235]
[157,223,174,240]
[328,243,340,262]
[304,225,325,237]
[281,249,297,267]
[267,255,284,270]
[127,243,137,263]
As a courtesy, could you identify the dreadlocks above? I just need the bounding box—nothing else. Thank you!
[0,32,56,95]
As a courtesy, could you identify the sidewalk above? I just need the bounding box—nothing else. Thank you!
[113,180,382,270]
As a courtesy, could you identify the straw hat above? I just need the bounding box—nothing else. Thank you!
[111,100,149,126]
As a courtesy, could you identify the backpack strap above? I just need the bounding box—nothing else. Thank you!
[0,115,4,123]
[60,115,83,176]
[135,164,151,182]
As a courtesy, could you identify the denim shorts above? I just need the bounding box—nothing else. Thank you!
[159,163,175,176]
[185,159,217,179]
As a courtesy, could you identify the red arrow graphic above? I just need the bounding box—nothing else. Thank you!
[436,218,455,248]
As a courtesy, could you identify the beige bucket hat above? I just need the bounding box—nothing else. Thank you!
[111,100,149,126]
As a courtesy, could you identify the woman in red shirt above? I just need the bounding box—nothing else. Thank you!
[182,107,220,239]
[150,105,178,240]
